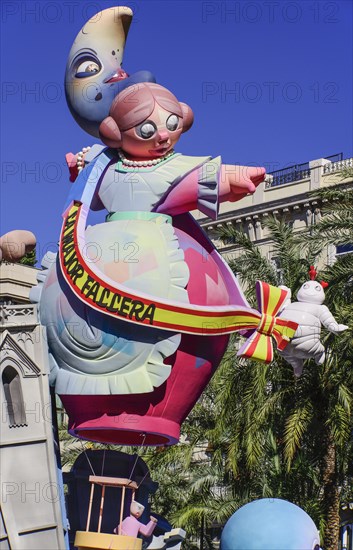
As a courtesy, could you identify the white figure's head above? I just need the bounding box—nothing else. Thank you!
[297,281,325,304]
[130,500,145,518]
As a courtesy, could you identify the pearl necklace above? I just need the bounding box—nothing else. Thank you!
[77,146,91,172]
[118,149,175,167]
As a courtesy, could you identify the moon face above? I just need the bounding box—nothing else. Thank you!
[65,7,155,137]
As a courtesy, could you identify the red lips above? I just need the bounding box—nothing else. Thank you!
[105,68,129,83]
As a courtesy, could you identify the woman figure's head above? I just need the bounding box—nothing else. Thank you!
[99,83,194,159]
[130,500,144,518]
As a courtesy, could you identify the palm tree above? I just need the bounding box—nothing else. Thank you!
[211,213,353,548]
[19,247,36,266]
[306,183,353,546]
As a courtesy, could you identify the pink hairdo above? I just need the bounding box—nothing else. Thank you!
[99,116,122,148]
[99,83,194,146]
[179,102,194,133]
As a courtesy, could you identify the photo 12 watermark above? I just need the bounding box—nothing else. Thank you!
[1,2,141,24]
[201,1,340,24]
[201,81,340,104]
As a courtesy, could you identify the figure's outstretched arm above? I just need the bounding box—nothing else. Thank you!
[318,305,348,334]
[139,518,158,537]
[219,164,266,203]
[157,159,267,220]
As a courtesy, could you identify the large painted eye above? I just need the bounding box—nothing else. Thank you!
[303,283,309,289]
[166,114,179,131]
[136,121,157,139]
[75,56,101,78]
[315,285,321,291]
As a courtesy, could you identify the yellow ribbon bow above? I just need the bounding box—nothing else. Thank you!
[237,281,298,363]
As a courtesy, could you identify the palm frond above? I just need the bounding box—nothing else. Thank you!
[284,402,314,469]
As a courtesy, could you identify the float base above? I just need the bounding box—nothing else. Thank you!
[74,531,142,550]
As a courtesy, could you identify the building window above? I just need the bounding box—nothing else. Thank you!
[341,525,353,550]
[336,244,353,256]
[2,366,27,427]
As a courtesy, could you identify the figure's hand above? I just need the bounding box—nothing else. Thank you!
[221,165,266,202]
[329,323,349,334]
[335,325,349,332]
[150,516,158,523]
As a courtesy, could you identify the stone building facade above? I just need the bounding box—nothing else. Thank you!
[0,262,66,549]
[195,155,353,269]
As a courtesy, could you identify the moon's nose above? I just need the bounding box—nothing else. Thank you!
[104,67,129,83]
[117,68,128,79]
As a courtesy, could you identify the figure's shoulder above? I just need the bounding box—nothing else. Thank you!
[84,144,107,162]
[317,304,330,315]
[174,154,211,163]
[121,516,136,525]
[166,153,214,173]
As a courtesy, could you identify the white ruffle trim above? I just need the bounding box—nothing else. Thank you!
[49,333,180,395]
[33,215,189,395]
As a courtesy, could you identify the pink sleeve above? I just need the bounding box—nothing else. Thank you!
[155,169,199,216]
[155,156,221,220]
[139,520,157,537]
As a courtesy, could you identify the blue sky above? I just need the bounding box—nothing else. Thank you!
[1,0,352,262]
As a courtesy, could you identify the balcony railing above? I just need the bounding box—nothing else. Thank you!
[267,153,344,188]
[268,162,311,187]
[323,157,353,174]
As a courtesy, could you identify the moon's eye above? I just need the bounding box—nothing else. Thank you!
[166,114,179,131]
[75,56,101,78]
[315,285,321,291]
[136,121,157,139]
[303,283,309,289]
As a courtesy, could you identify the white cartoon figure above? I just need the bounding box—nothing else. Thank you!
[278,267,348,376]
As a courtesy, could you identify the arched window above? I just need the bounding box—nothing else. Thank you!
[2,366,27,427]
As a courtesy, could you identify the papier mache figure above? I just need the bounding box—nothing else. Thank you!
[36,80,269,444]
[114,500,185,549]
[33,6,297,446]
[114,500,157,539]
[279,267,348,376]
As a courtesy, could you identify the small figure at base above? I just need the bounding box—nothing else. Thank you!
[114,500,157,539]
